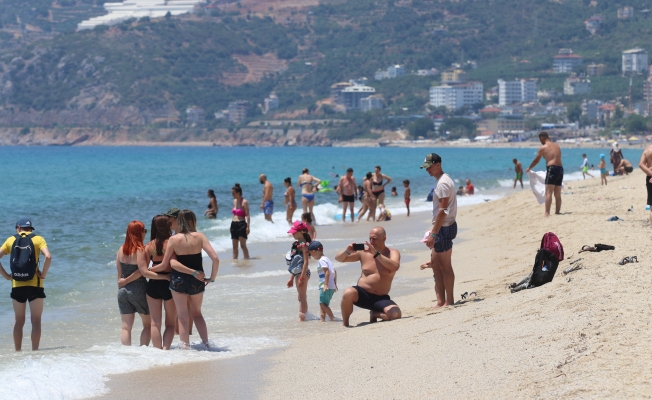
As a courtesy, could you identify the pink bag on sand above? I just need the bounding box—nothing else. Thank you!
[541,232,564,261]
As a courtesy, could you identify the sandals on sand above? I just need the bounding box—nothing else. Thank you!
[619,256,638,266]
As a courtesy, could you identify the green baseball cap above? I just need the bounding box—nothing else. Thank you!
[420,153,442,169]
[164,208,180,218]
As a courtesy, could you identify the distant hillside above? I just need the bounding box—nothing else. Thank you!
[0,0,650,128]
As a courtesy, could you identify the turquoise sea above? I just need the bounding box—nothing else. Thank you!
[0,145,642,399]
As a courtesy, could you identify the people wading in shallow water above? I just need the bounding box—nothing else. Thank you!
[298,168,321,225]
[371,166,392,212]
[204,190,218,219]
[286,221,312,322]
[284,177,297,226]
[230,183,250,260]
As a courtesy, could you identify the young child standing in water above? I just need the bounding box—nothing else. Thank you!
[599,154,608,186]
[309,241,337,322]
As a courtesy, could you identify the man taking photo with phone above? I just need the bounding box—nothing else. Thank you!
[335,226,401,327]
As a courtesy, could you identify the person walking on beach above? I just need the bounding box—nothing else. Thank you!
[356,184,369,221]
[231,183,250,260]
[599,154,608,186]
[259,174,274,223]
[513,159,523,189]
[286,221,312,322]
[526,131,564,217]
[204,190,218,219]
[611,142,623,175]
[283,177,297,226]
[580,154,594,179]
[137,215,176,350]
[638,144,652,225]
[337,168,357,223]
[309,241,337,322]
[403,180,411,216]
[335,227,401,327]
[165,208,180,233]
[156,210,220,349]
[0,218,52,351]
[298,168,321,225]
[115,221,151,347]
[422,153,458,308]
[371,166,392,210]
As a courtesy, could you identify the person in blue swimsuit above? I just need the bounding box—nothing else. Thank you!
[598,154,608,186]
[298,168,322,225]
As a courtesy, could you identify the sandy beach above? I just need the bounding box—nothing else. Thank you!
[101,169,652,399]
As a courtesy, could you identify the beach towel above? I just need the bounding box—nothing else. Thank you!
[527,170,546,204]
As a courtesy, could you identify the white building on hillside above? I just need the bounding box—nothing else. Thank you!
[497,79,537,106]
[564,76,591,95]
[622,48,648,75]
[77,0,204,31]
[341,85,376,110]
[429,82,483,111]
[553,49,583,73]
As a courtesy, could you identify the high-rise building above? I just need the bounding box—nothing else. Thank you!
[340,85,376,110]
[429,82,483,111]
[553,49,583,73]
[622,48,648,75]
[360,95,384,112]
[497,79,537,106]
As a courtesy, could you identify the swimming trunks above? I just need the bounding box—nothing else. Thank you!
[625,166,633,173]
[352,285,396,312]
[263,200,274,215]
[404,198,410,206]
[434,221,457,253]
[320,289,335,306]
[302,193,315,202]
[230,220,248,240]
[582,166,589,173]
[169,254,205,296]
[118,262,149,315]
[545,165,564,186]
[11,286,45,303]
[647,176,652,206]
[515,172,523,180]
[342,194,355,203]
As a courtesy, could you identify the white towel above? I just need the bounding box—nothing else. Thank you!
[528,170,546,204]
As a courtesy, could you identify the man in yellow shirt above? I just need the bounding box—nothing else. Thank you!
[0,218,52,351]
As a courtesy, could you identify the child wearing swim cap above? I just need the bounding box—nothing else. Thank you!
[599,154,608,186]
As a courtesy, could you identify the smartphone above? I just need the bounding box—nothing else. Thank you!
[353,243,365,251]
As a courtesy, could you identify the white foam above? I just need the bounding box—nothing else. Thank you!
[220,270,288,279]
[498,170,588,188]
[0,336,284,400]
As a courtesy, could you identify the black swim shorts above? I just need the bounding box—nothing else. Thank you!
[647,176,652,206]
[434,221,457,253]
[230,220,248,240]
[353,285,396,312]
[625,166,633,173]
[342,194,355,203]
[11,287,46,303]
[147,277,173,301]
[545,165,564,186]
[169,271,205,296]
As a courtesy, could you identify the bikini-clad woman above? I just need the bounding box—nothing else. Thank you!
[356,172,373,222]
[284,177,297,226]
[156,210,219,349]
[364,171,377,222]
[204,189,218,219]
[116,221,151,346]
[137,215,176,350]
[371,166,392,211]
[286,221,312,321]
[231,183,250,259]
[298,168,321,225]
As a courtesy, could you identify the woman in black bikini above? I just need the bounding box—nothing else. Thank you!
[204,189,218,219]
[231,183,250,259]
[137,215,176,350]
[156,210,220,349]
[372,166,392,214]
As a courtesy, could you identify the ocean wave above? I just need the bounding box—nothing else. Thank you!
[0,336,285,400]
[220,270,288,279]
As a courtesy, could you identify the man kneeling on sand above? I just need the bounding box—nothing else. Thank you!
[335,227,401,327]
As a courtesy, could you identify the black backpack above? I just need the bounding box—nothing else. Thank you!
[529,248,559,288]
[10,233,37,281]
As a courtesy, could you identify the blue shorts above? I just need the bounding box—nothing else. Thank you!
[320,288,335,306]
[434,222,457,253]
[264,200,274,215]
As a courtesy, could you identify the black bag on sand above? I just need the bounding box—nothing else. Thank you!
[529,248,559,288]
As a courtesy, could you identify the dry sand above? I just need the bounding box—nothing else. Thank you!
[102,170,652,399]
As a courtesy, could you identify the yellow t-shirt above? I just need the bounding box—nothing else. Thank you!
[1,233,47,288]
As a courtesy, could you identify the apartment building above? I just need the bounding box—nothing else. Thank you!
[497,79,537,106]
[429,82,483,111]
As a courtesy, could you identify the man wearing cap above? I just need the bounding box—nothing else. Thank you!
[164,208,180,233]
[526,131,563,216]
[335,226,401,327]
[259,174,274,223]
[422,153,458,308]
[0,218,52,351]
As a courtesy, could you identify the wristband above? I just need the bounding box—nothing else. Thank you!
[373,251,381,258]
[344,250,351,255]
[192,271,197,277]
[429,232,436,238]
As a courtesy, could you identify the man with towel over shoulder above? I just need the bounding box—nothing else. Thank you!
[526,131,564,217]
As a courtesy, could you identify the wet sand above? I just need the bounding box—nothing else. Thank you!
[103,170,652,398]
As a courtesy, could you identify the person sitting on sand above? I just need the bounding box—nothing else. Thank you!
[617,159,634,175]
[335,227,401,327]
[377,204,391,221]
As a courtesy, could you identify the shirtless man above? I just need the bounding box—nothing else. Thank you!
[259,174,274,223]
[638,145,652,225]
[526,132,563,216]
[335,227,401,327]
[337,168,357,223]
[617,159,634,175]
[513,158,523,189]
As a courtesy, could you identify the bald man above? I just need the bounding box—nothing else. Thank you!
[259,174,274,223]
[335,227,401,327]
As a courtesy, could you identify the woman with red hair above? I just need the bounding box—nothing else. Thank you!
[116,220,151,346]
